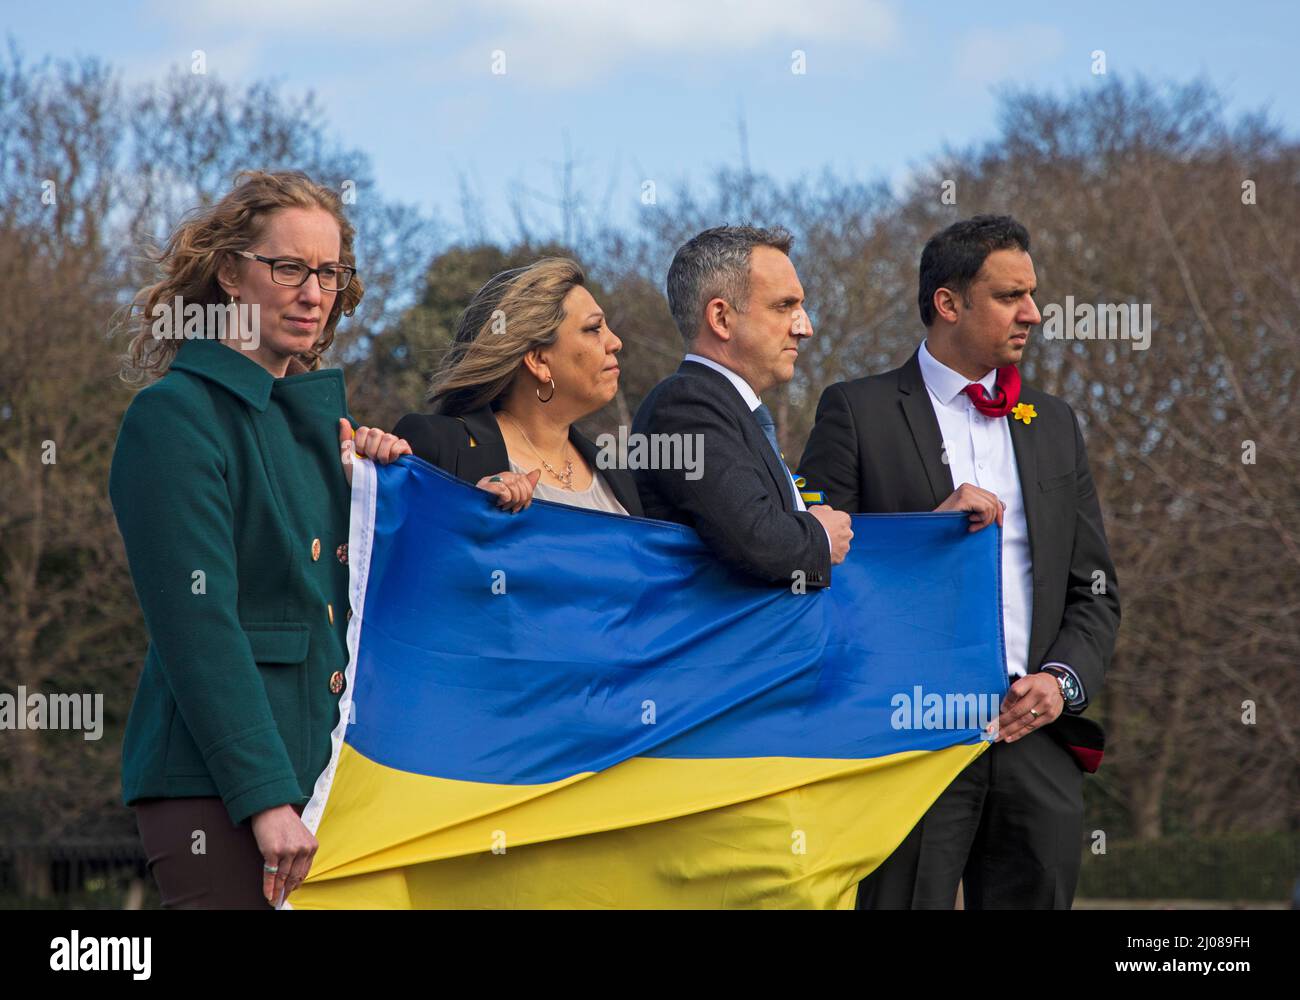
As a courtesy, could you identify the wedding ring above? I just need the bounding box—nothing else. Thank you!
[263,864,279,873]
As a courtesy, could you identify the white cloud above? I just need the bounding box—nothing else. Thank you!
[142,0,899,85]
[469,0,898,85]
[143,0,458,38]
[954,25,1066,87]
[492,0,897,51]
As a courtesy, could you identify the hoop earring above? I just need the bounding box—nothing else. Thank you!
[537,377,556,403]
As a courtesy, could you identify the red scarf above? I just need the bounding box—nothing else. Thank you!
[961,365,1021,418]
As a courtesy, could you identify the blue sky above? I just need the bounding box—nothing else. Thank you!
[8,1,1297,240]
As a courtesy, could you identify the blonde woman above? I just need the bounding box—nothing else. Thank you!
[111,170,408,909]
[395,258,642,516]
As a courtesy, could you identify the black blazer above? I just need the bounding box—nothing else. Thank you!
[393,405,644,517]
[631,359,830,588]
[798,349,1120,752]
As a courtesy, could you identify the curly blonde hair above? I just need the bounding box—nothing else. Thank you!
[121,170,363,382]
[429,257,586,415]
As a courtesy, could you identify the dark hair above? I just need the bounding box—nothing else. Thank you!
[917,215,1030,327]
[666,224,794,344]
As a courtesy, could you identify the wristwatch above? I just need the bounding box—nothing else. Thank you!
[1041,665,1082,711]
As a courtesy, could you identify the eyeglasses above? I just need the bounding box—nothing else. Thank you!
[236,250,356,292]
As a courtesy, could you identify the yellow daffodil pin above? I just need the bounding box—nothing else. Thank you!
[1011,402,1037,425]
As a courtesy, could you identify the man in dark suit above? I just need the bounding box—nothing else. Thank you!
[632,225,856,588]
[635,226,1001,588]
[799,214,1121,909]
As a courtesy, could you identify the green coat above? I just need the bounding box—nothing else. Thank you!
[110,338,353,825]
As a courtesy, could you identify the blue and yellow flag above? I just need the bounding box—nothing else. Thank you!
[287,457,1006,909]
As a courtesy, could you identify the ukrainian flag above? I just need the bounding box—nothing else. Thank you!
[287,456,1006,909]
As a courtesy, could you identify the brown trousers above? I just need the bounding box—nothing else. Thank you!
[134,796,276,910]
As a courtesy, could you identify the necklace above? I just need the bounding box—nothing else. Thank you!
[501,411,576,490]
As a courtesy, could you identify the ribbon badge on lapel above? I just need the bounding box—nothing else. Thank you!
[793,474,825,506]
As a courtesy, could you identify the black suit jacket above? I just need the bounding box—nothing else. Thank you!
[632,359,831,588]
[798,349,1119,755]
[394,406,644,517]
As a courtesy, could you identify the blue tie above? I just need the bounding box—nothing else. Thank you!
[753,403,782,457]
[753,403,795,505]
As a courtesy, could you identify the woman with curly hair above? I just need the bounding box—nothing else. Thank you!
[111,169,408,908]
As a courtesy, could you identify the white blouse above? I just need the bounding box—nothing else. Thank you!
[508,460,629,516]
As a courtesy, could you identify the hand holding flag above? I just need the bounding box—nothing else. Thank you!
[339,418,412,486]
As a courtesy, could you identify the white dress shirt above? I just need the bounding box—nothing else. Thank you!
[917,340,1034,678]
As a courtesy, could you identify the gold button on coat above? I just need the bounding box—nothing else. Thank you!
[327,603,334,624]
[311,538,321,561]
[336,543,348,565]
[329,671,345,695]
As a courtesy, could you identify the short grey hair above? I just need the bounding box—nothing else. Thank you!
[666,225,794,344]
